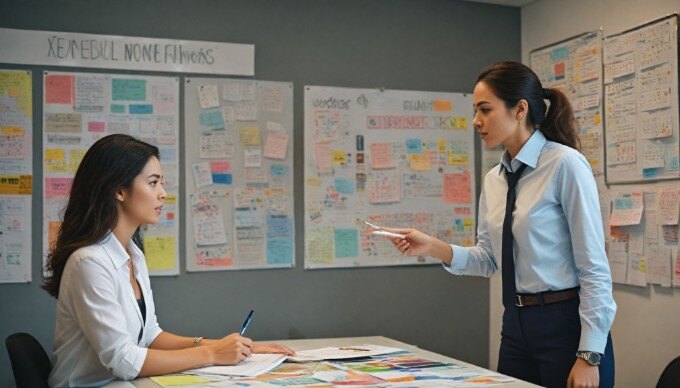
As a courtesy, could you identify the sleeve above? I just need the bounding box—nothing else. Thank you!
[67,257,148,380]
[443,187,499,277]
[556,153,617,353]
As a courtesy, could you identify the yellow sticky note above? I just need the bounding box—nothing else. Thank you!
[0,174,32,195]
[144,236,175,270]
[331,150,347,165]
[448,152,469,166]
[409,154,432,171]
[306,177,321,186]
[434,100,452,111]
[455,117,468,130]
[240,126,261,146]
[463,218,474,228]
[45,148,65,162]
[2,126,24,136]
[69,149,87,173]
[593,114,602,125]
[438,139,446,152]
[150,375,210,386]
[165,195,177,205]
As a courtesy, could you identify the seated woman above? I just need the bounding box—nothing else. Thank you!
[43,134,293,387]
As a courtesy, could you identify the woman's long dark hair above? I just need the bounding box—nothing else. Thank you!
[42,134,159,298]
[476,61,581,150]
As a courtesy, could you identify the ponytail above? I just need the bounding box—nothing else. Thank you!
[476,61,581,151]
[542,87,581,151]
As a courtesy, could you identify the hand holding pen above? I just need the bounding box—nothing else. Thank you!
[356,218,406,239]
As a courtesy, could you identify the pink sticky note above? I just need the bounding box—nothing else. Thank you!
[443,172,471,203]
[264,131,289,160]
[88,121,106,132]
[45,75,74,105]
[314,142,332,174]
[210,160,231,173]
[45,177,73,198]
[370,142,394,169]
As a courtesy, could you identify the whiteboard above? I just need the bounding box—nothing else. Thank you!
[42,71,180,276]
[0,69,32,283]
[304,86,476,269]
[184,78,295,271]
[530,30,605,178]
[603,15,680,183]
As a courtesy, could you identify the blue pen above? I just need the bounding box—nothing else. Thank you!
[239,310,254,336]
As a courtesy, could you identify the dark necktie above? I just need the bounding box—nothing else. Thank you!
[502,163,527,308]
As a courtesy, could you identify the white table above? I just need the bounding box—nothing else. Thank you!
[108,336,539,387]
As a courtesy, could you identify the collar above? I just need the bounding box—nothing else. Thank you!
[100,231,143,269]
[499,130,546,174]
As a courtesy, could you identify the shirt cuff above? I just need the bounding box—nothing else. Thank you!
[146,327,163,348]
[442,245,469,275]
[578,327,608,354]
[112,344,148,380]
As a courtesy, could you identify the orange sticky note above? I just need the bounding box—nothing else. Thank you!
[434,100,452,111]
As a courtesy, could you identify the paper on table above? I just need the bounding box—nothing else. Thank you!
[183,353,287,377]
[287,344,405,363]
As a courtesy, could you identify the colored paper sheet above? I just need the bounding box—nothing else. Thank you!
[112,79,147,101]
[334,228,359,258]
[267,237,293,264]
[45,74,74,105]
[143,236,176,270]
[370,142,394,169]
[263,130,289,159]
[240,126,261,146]
[443,172,472,203]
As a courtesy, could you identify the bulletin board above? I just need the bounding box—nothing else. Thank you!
[603,15,680,183]
[42,71,180,276]
[184,78,295,271]
[304,86,476,269]
[530,30,605,178]
[0,69,32,283]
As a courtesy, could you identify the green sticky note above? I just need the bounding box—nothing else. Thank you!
[334,228,359,258]
[110,104,125,113]
[112,79,146,101]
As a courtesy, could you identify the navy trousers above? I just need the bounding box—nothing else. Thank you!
[497,298,615,388]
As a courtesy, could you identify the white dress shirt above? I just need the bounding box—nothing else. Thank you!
[48,233,163,387]
[446,130,616,354]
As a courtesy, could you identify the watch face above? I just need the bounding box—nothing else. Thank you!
[588,352,601,365]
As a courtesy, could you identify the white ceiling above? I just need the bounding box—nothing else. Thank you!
[459,0,536,7]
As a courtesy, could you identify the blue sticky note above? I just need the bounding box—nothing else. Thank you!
[199,109,225,129]
[643,168,658,178]
[112,79,146,101]
[110,104,125,113]
[212,173,232,184]
[129,104,153,114]
[267,214,292,238]
[406,138,423,154]
[158,148,176,163]
[551,47,569,61]
[267,237,293,264]
[334,228,359,258]
[334,178,355,194]
[270,165,289,176]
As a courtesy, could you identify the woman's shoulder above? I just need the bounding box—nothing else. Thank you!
[63,241,112,276]
[542,140,590,168]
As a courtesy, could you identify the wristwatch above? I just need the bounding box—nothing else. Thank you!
[576,351,602,366]
[194,336,204,347]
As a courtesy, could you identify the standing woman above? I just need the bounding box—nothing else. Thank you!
[383,62,615,388]
[43,134,293,387]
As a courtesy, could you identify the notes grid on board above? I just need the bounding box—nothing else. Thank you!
[184,78,295,271]
[603,15,680,183]
[303,86,476,269]
[0,69,33,283]
[42,71,181,276]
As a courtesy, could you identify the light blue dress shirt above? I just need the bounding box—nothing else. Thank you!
[446,130,616,354]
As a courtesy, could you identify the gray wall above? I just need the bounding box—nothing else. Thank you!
[0,0,520,385]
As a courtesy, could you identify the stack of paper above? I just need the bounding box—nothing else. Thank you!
[287,344,405,363]
[182,353,287,377]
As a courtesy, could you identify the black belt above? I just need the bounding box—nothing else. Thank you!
[515,287,579,307]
